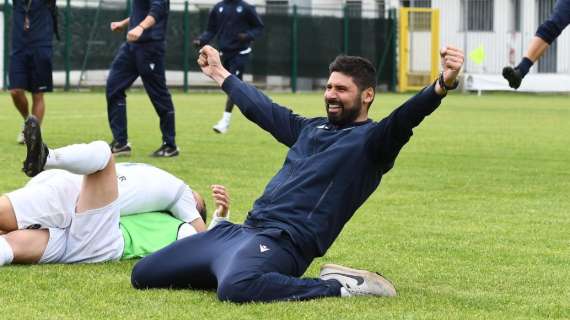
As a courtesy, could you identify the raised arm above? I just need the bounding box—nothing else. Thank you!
[367,46,464,172]
[198,45,309,146]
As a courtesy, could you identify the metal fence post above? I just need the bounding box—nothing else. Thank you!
[343,5,349,54]
[183,0,189,92]
[389,8,397,92]
[3,0,11,90]
[64,0,71,91]
[125,0,131,17]
[291,5,298,93]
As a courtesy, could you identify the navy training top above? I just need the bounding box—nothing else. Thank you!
[221,75,444,261]
[198,0,264,54]
[129,0,169,42]
[11,0,53,50]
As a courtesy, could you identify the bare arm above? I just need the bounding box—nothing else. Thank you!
[110,17,130,32]
[127,15,156,42]
[189,217,207,233]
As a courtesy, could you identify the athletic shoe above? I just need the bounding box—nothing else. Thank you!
[22,116,48,177]
[212,118,230,134]
[150,143,179,157]
[16,131,25,144]
[319,263,397,297]
[110,140,132,157]
[502,66,523,89]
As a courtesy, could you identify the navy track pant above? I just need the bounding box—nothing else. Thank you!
[222,52,249,80]
[106,41,176,147]
[131,222,341,302]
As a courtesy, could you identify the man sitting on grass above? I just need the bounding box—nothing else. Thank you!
[0,116,230,266]
[130,44,464,302]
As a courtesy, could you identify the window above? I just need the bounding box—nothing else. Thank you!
[266,0,289,15]
[346,0,362,18]
[461,0,494,31]
[510,0,521,32]
[401,0,431,8]
[377,0,386,18]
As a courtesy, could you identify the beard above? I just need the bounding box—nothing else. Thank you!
[325,97,363,126]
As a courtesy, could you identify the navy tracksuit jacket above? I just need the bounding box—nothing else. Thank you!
[198,0,263,78]
[106,0,176,147]
[536,0,570,44]
[9,0,55,92]
[198,0,263,54]
[132,75,443,302]
[11,0,53,50]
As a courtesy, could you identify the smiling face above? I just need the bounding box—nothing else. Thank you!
[324,72,373,126]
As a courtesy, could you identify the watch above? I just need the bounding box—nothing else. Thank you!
[437,72,459,95]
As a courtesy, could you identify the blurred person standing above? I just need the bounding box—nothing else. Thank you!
[503,0,569,89]
[9,0,59,144]
[194,0,264,134]
[106,0,179,157]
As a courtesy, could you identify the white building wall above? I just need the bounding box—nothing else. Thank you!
[432,0,569,75]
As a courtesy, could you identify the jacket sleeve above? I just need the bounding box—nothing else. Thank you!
[366,84,443,173]
[244,5,264,41]
[199,5,219,45]
[148,0,168,24]
[222,75,309,147]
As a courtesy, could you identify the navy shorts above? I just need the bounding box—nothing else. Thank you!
[222,53,249,80]
[9,46,53,93]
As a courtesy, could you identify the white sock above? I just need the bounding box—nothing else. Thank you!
[222,112,232,122]
[340,287,352,297]
[0,236,14,266]
[45,140,111,175]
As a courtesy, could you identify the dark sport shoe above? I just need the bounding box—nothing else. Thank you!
[150,143,179,157]
[22,116,48,177]
[502,66,523,89]
[320,264,397,297]
[110,140,132,157]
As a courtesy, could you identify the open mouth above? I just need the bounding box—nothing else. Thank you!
[327,103,343,114]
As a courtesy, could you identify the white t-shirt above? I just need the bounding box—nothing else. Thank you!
[8,162,200,230]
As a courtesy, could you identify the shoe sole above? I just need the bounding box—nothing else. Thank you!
[150,151,179,157]
[212,127,226,134]
[320,263,397,297]
[112,150,131,157]
[23,116,43,177]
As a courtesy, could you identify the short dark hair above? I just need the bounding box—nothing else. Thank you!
[198,198,207,223]
[329,55,377,92]
[193,191,208,223]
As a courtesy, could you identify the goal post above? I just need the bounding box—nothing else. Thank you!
[398,7,439,92]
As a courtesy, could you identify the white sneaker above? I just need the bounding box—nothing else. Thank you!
[320,264,397,297]
[16,131,25,144]
[212,118,230,134]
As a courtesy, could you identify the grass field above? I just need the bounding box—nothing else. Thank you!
[0,89,569,319]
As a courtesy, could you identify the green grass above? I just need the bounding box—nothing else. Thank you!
[0,90,569,319]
